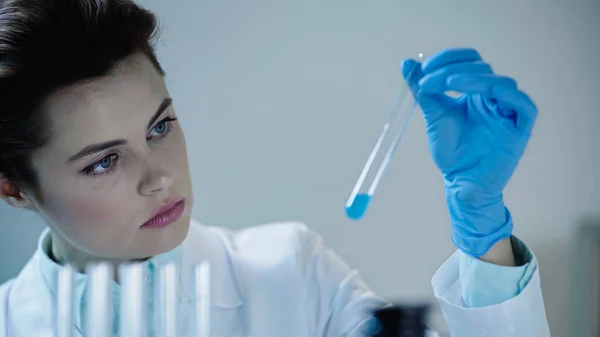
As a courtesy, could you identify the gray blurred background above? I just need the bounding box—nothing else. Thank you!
[1,0,599,336]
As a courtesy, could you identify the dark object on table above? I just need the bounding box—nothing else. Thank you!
[367,304,429,337]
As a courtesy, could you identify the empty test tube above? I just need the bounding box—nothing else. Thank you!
[119,263,145,337]
[195,262,211,337]
[56,265,75,337]
[85,262,113,337]
[345,53,425,220]
[158,263,178,337]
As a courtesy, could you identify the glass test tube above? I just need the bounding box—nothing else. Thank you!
[345,53,424,220]
[158,263,178,337]
[195,262,211,337]
[119,263,145,337]
[56,265,75,337]
[85,262,113,337]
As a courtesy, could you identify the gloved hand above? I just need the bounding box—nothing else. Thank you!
[401,48,538,257]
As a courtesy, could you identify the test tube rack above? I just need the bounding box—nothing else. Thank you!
[55,262,211,337]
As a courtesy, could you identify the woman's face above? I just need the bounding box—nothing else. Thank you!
[29,54,194,261]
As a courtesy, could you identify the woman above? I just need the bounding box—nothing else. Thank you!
[0,0,550,336]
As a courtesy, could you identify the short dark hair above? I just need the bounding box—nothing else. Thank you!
[0,0,164,193]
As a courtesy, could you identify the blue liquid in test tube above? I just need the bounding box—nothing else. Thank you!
[345,53,424,220]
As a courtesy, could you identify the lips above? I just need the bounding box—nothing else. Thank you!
[141,198,186,229]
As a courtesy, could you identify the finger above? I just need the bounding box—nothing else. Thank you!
[400,58,455,124]
[422,48,482,74]
[419,61,493,94]
[448,73,537,134]
[446,73,517,93]
[491,85,538,134]
[401,58,424,94]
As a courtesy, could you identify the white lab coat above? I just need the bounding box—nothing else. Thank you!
[0,219,550,337]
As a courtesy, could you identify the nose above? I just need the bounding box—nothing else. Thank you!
[138,167,174,196]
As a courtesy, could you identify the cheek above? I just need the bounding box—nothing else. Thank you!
[168,127,191,178]
[45,189,135,227]
[68,194,129,223]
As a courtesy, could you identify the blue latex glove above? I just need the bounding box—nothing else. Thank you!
[401,48,538,257]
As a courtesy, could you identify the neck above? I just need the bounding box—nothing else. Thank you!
[49,231,149,283]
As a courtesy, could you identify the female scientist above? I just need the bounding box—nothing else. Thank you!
[0,0,550,336]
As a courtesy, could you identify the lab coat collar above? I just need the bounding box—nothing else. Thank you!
[37,229,88,334]
[181,219,245,309]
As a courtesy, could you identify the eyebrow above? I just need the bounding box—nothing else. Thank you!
[147,97,173,130]
[68,97,174,163]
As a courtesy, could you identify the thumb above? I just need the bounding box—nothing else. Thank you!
[401,59,455,125]
[401,58,423,93]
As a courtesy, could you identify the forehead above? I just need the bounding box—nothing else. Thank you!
[42,54,168,152]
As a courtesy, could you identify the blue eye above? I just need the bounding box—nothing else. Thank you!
[148,117,177,138]
[86,154,119,176]
[153,121,168,134]
[98,156,112,169]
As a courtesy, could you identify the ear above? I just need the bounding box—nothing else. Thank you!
[0,173,36,210]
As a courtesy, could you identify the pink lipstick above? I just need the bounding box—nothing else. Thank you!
[141,198,186,229]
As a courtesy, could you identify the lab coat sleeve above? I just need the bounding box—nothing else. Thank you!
[459,235,538,307]
[432,236,551,337]
[294,224,439,337]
